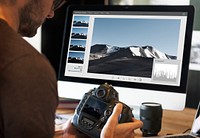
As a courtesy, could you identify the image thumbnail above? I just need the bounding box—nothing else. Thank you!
[73,16,89,27]
[68,52,84,64]
[70,40,86,51]
[88,18,180,78]
[152,63,178,83]
[71,28,88,39]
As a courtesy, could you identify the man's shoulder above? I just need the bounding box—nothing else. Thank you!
[0,20,49,74]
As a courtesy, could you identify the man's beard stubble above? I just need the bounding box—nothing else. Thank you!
[18,0,45,37]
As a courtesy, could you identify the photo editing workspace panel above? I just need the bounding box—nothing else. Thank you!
[58,5,194,111]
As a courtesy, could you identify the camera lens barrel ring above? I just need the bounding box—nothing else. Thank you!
[96,88,106,98]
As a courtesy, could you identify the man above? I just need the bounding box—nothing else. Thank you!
[0,0,143,138]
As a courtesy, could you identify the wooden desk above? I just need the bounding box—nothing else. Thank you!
[135,108,196,137]
[55,107,196,137]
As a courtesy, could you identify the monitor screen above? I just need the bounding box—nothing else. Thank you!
[58,5,194,113]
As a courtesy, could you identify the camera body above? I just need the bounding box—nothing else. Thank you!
[72,83,133,138]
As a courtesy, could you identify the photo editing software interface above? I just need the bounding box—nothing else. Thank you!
[63,10,187,87]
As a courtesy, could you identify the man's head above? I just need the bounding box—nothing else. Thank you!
[0,0,66,37]
[18,0,66,37]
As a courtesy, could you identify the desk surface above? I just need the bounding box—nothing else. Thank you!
[55,107,197,137]
[161,108,196,134]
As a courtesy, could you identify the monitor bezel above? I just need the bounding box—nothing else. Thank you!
[58,5,194,94]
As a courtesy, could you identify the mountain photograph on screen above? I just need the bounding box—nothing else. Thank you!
[88,44,176,78]
[88,18,180,78]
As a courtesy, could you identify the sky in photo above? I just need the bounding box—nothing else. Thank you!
[91,18,181,56]
[72,28,88,34]
[68,52,84,59]
[70,40,86,47]
[74,16,89,22]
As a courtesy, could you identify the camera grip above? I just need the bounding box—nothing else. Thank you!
[118,102,134,123]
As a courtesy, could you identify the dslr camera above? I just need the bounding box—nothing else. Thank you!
[72,83,134,138]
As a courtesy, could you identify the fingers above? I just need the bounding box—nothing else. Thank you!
[63,118,90,138]
[105,103,123,127]
[116,118,143,130]
[101,104,143,138]
[103,103,143,132]
[132,118,143,129]
[63,117,73,131]
[100,103,123,138]
[114,118,143,138]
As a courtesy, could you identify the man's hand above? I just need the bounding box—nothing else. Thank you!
[101,103,143,138]
[62,118,90,138]
[62,103,143,138]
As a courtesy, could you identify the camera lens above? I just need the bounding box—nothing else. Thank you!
[96,89,106,98]
[140,102,163,137]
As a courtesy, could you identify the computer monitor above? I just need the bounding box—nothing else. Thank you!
[58,5,194,112]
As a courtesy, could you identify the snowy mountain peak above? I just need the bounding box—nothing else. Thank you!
[90,44,176,60]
